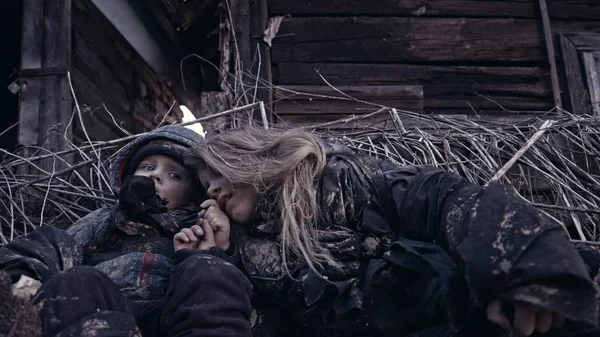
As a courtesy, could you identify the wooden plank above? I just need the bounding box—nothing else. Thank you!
[423,108,550,116]
[562,33,600,51]
[268,0,600,21]
[277,63,550,87]
[276,64,551,111]
[276,100,424,115]
[559,34,592,115]
[424,85,553,110]
[538,0,562,109]
[272,17,545,63]
[583,52,600,115]
[18,0,44,148]
[18,0,73,172]
[250,0,273,117]
[274,85,423,114]
[275,85,423,100]
[277,112,543,130]
[551,21,600,36]
[230,0,252,71]
[277,113,399,130]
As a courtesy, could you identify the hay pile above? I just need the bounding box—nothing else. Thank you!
[1,100,599,244]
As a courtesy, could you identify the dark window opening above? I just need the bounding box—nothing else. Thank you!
[177,0,222,92]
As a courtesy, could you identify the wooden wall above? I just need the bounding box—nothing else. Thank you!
[70,0,187,142]
[267,0,600,125]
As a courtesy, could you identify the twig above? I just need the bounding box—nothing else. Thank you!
[5,102,261,168]
[302,108,387,130]
[538,0,563,109]
[11,160,95,189]
[259,101,269,130]
[487,120,555,184]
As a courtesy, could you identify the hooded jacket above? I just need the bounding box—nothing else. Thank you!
[239,140,599,337]
[65,125,206,302]
[0,125,206,307]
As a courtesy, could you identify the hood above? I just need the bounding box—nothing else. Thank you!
[110,125,205,188]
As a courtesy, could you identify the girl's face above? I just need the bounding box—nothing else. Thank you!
[198,169,259,225]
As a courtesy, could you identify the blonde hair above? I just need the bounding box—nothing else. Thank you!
[186,126,338,274]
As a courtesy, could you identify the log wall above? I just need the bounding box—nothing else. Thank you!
[70,0,186,142]
[267,0,600,124]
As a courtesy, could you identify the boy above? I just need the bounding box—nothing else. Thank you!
[0,125,252,337]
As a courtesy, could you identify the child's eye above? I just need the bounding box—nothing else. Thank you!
[140,164,154,171]
[169,172,182,181]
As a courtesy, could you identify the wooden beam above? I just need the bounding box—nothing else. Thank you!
[18,0,73,173]
[272,17,547,63]
[270,17,600,64]
[230,0,252,75]
[274,85,424,115]
[538,0,562,109]
[583,52,600,115]
[559,34,592,115]
[562,33,600,51]
[276,63,552,112]
[249,0,273,118]
[18,0,44,149]
[268,0,600,20]
[276,63,550,87]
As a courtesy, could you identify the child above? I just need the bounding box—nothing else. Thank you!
[0,125,252,337]
[183,125,600,337]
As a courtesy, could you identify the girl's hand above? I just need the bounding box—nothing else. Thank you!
[199,199,231,250]
[487,299,565,336]
[173,221,216,251]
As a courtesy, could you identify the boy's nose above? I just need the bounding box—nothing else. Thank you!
[149,172,161,182]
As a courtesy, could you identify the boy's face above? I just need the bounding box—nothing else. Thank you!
[133,155,194,209]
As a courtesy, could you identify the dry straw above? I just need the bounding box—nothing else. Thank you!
[1,2,599,245]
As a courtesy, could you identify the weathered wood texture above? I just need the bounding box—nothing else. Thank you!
[274,85,423,114]
[559,33,600,115]
[269,0,600,20]
[583,52,600,115]
[18,0,73,172]
[250,0,273,116]
[71,0,184,142]
[263,0,600,123]
[19,0,44,148]
[271,17,600,64]
[276,64,552,113]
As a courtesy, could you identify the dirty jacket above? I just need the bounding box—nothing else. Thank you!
[0,125,206,309]
[239,140,599,337]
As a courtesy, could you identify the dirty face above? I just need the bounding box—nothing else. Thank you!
[198,168,259,225]
[133,155,194,209]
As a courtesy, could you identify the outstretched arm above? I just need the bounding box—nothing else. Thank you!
[381,162,598,332]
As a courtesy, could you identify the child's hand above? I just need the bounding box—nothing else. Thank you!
[199,199,231,250]
[173,222,216,251]
[487,299,565,336]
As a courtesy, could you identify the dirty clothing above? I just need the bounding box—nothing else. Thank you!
[239,140,600,337]
[1,125,207,305]
[33,254,252,337]
[0,271,42,337]
[0,126,253,335]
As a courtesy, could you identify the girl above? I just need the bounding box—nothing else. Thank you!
[183,126,599,337]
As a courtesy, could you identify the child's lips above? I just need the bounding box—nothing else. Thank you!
[218,196,230,211]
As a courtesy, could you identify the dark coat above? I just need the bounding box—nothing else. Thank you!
[0,125,207,307]
[238,140,599,337]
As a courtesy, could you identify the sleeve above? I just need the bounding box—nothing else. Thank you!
[0,226,82,283]
[65,207,112,251]
[380,162,598,327]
